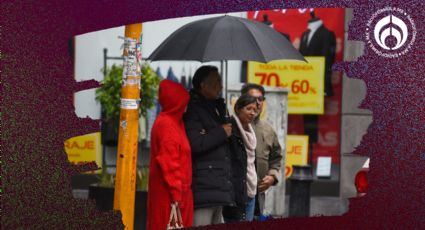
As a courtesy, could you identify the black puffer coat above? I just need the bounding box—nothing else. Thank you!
[223,118,248,221]
[184,90,234,208]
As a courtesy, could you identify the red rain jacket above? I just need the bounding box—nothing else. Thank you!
[147,80,193,230]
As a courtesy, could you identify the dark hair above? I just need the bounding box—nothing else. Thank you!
[241,83,265,96]
[192,65,219,90]
[234,94,258,114]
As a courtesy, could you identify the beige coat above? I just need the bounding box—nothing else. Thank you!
[252,119,283,185]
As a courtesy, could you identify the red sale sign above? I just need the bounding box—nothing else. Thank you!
[248,8,344,164]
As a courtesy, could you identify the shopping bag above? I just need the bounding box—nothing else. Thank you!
[166,203,183,230]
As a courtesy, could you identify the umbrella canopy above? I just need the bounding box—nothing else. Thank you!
[147,15,305,63]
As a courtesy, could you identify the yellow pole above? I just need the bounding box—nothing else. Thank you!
[113,23,143,230]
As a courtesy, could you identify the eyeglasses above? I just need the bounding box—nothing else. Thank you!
[255,96,266,102]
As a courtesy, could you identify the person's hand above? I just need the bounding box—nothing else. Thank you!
[222,123,232,137]
[258,175,275,193]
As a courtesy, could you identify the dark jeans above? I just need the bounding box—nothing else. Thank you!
[223,206,244,223]
[223,195,256,223]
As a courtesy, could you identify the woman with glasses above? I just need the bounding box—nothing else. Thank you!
[241,83,283,220]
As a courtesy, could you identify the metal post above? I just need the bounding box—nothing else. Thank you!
[225,60,228,102]
[102,48,107,176]
[220,60,224,78]
[113,23,143,230]
[103,48,108,77]
[220,60,224,98]
[289,165,313,217]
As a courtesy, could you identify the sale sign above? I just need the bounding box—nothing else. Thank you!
[285,135,309,178]
[248,8,344,164]
[64,132,102,174]
[247,56,325,114]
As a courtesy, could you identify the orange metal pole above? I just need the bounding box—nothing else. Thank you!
[113,23,143,230]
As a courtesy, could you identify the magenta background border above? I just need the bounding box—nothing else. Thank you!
[2,0,424,229]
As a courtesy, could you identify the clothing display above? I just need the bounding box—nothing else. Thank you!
[180,76,188,89]
[299,17,337,143]
[299,19,336,97]
[138,115,146,141]
[262,14,291,42]
[155,67,164,115]
[188,76,193,90]
[166,66,179,83]
[147,80,193,230]
[180,67,189,89]
[303,114,319,143]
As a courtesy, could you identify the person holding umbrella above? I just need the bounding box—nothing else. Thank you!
[146,15,306,223]
[183,65,234,226]
[147,80,193,230]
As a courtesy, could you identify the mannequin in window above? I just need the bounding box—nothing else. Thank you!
[262,14,273,26]
[299,10,336,97]
[299,10,337,146]
[262,14,291,41]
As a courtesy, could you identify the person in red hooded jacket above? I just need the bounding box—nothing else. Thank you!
[147,80,193,230]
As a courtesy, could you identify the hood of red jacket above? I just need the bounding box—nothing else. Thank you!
[158,80,189,120]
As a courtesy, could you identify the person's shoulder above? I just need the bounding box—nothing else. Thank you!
[186,96,203,110]
[256,119,270,127]
[184,103,200,121]
[153,116,180,138]
[154,115,174,128]
[256,119,276,132]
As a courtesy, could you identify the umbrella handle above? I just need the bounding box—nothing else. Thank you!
[224,108,231,123]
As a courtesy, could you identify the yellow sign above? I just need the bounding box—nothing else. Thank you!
[285,135,309,178]
[247,56,325,114]
[64,132,102,174]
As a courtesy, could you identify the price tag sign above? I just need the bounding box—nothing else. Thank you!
[285,135,309,178]
[316,156,332,178]
[248,56,325,114]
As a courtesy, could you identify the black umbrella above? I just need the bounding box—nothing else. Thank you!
[147,15,305,63]
[147,15,303,216]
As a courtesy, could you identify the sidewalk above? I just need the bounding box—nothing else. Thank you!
[73,190,349,218]
[283,195,349,217]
